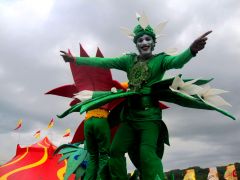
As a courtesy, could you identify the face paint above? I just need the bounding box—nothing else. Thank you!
[136,34,155,59]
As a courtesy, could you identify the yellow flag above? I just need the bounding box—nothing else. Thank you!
[224,164,238,180]
[14,119,23,130]
[183,169,196,180]
[207,167,219,180]
[47,118,54,129]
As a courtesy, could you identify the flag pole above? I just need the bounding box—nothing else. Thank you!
[17,130,20,144]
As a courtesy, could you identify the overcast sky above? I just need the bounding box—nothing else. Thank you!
[0,0,239,172]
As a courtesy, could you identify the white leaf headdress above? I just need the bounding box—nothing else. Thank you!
[137,12,149,29]
[120,12,168,41]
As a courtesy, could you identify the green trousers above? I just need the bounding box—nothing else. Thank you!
[109,121,164,180]
[84,117,111,180]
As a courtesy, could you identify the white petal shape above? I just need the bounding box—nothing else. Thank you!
[154,21,168,35]
[136,12,141,20]
[205,88,228,96]
[138,12,149,29]
[169,86,196,99]
[74,90,93,102]
[111,87,117,93]
[198,85,229,97]
[120,27,134,39]
[197,85,232,107]
[198,84,211,95]
[170,76,184,90]
[170,76,202,95]
[200,94,232,107]
[181,84,202,95]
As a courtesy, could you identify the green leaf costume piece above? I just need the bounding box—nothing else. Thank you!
[58,76,235,120]
[55,143,89,180]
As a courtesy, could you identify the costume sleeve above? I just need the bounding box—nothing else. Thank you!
[75,55,130,71]
[162,48,195,70]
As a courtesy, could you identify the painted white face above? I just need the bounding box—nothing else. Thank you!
[136,34,154,58]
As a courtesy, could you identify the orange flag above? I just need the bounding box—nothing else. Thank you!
[47,118,54,129]
[224,164,238,180]
[63,129,70,137]
[14,119,22,130]
[34,130,41,139]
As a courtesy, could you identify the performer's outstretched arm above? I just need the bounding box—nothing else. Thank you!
[162,30,212,70]
[60,50,129,71]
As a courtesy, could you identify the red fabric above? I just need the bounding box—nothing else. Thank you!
[159,102,169,109]
[69,98,81,106]
[71,120,85,144]
[0,137,74,180]
[69,44,114,92]
[71,120,119,144]
[45,84,78,98]
[14,124,22,130]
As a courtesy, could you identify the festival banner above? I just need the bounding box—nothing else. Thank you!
[224,164,238,180]
[183,169,196,180]
[207,167,219,180]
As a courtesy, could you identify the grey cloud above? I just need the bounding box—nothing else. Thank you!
[0,0,239,171]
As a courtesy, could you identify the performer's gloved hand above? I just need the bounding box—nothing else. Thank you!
[74,90,93,102]
[190,30,212,55]
[60,50,75,62]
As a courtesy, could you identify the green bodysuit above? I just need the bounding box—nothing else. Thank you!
[73,48,194,180]
[84,116,110,180]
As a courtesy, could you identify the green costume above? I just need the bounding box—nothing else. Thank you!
[73,49,194,180]
[59,14,235,180]
[84,116,110,180]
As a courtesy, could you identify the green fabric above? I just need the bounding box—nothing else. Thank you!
[54,143,88,180]
[133,24,156,43]
[75,167,86,180]
[109,121,164,180]
[92,91,113,99]
[128,58,150,91]
[75,48,194,122]
[64,153,86,180]
[57,91,137,118]
[127,120,167,178]
[75,48,193,89]
[58,76,213,119]
[58,76,235,120]
[60,49,236,180]
[84,117,111,180]
[151,81,236,120]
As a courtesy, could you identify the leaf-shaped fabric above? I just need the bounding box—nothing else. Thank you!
[154,21,168,35]
[120,26,134,38]
[54,143,80,154]
[74,166,86,180]
[138,12,149,29]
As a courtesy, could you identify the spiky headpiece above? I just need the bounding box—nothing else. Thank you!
[120,12,167,44]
